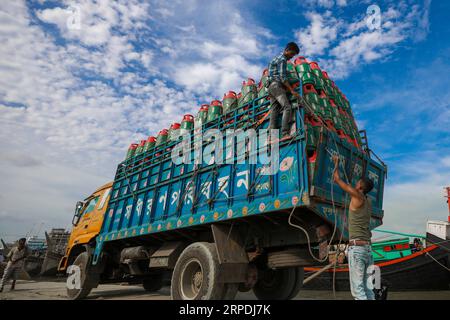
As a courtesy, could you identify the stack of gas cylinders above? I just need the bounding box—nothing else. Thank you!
[124,55,363,161]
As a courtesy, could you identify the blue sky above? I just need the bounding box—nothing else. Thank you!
[0,0,449,241]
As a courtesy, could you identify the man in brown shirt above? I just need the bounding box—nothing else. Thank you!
[0,238,29,292]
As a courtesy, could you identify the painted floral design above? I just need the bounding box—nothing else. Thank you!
[280,156,294,172]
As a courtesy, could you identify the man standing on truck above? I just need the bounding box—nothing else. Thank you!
[332,155,375,300]
[0,238,29,292]
[267,42,300,142]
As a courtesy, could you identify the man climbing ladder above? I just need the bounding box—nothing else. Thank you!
[267,42,300,142]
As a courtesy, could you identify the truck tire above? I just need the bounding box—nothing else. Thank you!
[66,252,96,300]
[253,267,301,300]
[143,276,163,292]
[171,242,225,300]
[286,267,304,300]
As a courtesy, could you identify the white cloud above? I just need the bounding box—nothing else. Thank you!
[295,11,339,56]
[294,1,432,78]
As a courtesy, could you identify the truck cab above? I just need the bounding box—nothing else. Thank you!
[58,182,112,273]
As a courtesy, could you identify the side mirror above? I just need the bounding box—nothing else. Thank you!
[75,201,84,215]
[72,201,85,226]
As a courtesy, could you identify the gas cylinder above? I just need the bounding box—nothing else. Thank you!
[294,56,310,74]
[196,104,209,126]
[300,72,316,86]
[135,139,146,155]
[156,129,168,147]
[207,100,223,122]
[168,122,181,141]
[181,114,194,135]
[260,69,269,88]
[143,136,156,153]
[240,78,257,106]
[303,84,323,117]
[222,91,238,114]
[125,143,138,160]
[318,91,333,121]
[287,62,300,85]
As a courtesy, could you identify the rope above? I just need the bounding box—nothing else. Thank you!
[425,252,450,272]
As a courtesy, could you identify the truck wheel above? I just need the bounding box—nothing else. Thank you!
[286,267,304,300]
[171,242,225,300]
[143,276,163,292]
[66,252,96,300]
[253,267,300,300]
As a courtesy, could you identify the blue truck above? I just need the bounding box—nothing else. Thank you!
[66,82,386,300]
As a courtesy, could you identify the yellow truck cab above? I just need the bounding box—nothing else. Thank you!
[58,182,112,273]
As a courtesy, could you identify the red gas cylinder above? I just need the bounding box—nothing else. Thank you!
[303,84,318,95]
[147,136,156,143]
[294,56,308,65]
[183,114,194,122]
[200,104,209,111]
[309,62,321,70]
[322,71,330,79]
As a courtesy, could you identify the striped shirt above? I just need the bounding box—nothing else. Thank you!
[268,52,288,84]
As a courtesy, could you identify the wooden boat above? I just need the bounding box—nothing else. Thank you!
[303,232,450,291]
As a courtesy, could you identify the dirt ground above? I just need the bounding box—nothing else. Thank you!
[0,280,449,300]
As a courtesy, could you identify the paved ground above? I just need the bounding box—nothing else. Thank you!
[1,280,449,300]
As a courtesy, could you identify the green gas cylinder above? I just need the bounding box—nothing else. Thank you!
[303,84,323,117]
[300,72,316,86]
[143,136,156,153]
[196,104,209,126]
[287,62,300,86]
[181,114,194,135]
[318,96,333,121]
[260,69,269,87]
[168,122,181,141]
[135,140,146,157]
[240,79,257,106]
[222,91,238,114]
[125,143,138,160]
[207,100,223,122]
[156,129,168,147]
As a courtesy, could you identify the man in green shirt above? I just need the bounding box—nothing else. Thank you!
[333,155,375,300]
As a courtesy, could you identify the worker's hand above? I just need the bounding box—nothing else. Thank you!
[333,168,339,182]
[332,155,340,167]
